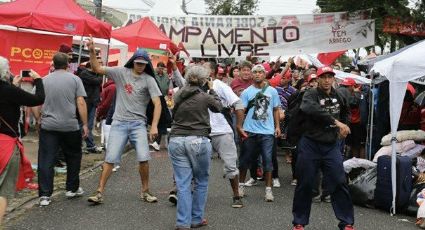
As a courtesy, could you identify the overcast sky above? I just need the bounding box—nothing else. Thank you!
[186,0,318,15]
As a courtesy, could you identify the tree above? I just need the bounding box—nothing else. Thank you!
[317,0,424,51]
[205,0,258,15]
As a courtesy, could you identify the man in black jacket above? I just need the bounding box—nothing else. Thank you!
[79,60,103,153]
[291,66,355,230]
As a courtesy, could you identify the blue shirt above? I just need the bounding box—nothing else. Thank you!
[241,85,280,135]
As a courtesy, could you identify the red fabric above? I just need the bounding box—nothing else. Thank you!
[230,78,252,95]
[269,74,282,88]
[0,134,33,191]
[421,108,425,132]
[96,81,116,120]
[0,29,73,76]
[112,17,178,53]
[317,51,346,65]
[350,107,361,124]
[407,83,416,97]
[0,0,111,39]
[399,101,421,126]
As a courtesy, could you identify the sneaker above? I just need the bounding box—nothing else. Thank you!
[312,194,322,203]
[291,179,297,186]
[265,189,274,202]
[238,184,245,197]
[141,191,158,203]
[272,178,281,188]
[232,196,243,208]
[256,167,263,180]
[344,225,355,230]
[112,165,120,172]
[65,187,84,198]
[150,142,160,151]
[323,195,331,203]
[88,191,103,204]
[293,224,304,230]
[39,196,51,206]
[244,178,258,187]
[168,191,177,205]
[86,146,103,154]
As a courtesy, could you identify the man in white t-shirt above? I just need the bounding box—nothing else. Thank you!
[204,62,244,208]
[85,37,162,204]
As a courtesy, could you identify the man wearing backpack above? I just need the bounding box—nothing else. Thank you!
[85,37,162,204]
[291,67,355,230]
[237,64,281,202]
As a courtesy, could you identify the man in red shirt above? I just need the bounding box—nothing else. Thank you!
[231,61,253,96]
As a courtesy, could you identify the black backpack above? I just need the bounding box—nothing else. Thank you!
[146,77,172,128]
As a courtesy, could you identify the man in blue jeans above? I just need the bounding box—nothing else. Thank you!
[291,66,355,230]
[236,64,281,202]
[85,37,162,204]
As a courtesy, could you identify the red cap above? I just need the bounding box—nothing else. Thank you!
[317,66,335,77]
[217,67,225,74]
[340,77,356,86]
[307,74,317,82]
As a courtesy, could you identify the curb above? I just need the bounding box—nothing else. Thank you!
[4,146,134,224]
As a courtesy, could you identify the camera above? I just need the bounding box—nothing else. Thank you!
[21,70,31,77]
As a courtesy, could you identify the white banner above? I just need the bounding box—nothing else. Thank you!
[150,15,375,57]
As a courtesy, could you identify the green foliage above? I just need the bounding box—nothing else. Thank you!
[205,0,258,15]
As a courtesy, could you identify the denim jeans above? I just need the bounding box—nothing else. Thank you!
[84,103,97,149]
[38,129,82,197]
[168,136,212,228]
[105,120,150,164]
[239,133,275,172]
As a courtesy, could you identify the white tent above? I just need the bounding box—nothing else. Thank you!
[72,36,128,65]
[371,39,425,214]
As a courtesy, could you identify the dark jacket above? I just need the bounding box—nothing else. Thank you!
[300,87,349,144]
[79,69,102,105]
[0,79,45,137]
[124,49,155,77]
[170,85,222,137]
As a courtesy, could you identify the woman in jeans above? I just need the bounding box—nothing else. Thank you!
[0,56,45,223]
[168,65,222,230]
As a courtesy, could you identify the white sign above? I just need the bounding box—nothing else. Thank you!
[150,14,375,57]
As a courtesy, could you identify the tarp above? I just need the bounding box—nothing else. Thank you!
[150,14,375,57]
[112,17,178,53]
[0,28,72,76]
[0,0,112,39]
[371,39,425,214]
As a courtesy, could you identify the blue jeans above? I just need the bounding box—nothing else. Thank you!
[168,136,212,228]
[84,103,97,149]
[105,120,150,164]
[292,136,354,229]
[239,133,274,172]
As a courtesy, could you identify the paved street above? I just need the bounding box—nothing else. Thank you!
[5,150,418,230]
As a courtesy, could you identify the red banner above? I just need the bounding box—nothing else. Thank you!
[0,30,72,76]
[383,17,425,37]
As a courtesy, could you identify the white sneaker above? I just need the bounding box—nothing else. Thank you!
[265,189,274,202]
[112,165,120,172]
[244,178,258,187]
[291,179,297,186]
[39,196,51,206]
[273,178,281,188]
[150,142,160,151]
[65,187,84,198]
[238,184,245,197]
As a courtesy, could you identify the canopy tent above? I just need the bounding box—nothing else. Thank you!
[112,17,178,53]
[72,36,128,66]
[0,0,112,39]
[370,39,425,214]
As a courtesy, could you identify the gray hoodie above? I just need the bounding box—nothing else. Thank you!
[171,85,222,137]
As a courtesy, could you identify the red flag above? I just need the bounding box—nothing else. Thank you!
[317,50,346,65]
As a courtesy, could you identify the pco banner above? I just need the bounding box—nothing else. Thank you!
[0,29,72,76]
[150,14,375,57]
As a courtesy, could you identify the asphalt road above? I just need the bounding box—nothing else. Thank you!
[5,150,418,230]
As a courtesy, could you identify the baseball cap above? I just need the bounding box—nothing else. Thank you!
[252,64,266,73]
[307,74,317,82]
[340,78,356,86]
[58,44,72,54]
[134,57,148,64]
[317,66,335,77]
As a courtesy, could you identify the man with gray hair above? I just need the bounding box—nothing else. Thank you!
[237,64,281,202]
[203,61,244,208]
[37,52,88,206]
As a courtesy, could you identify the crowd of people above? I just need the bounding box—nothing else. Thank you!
[2,37,425,229]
